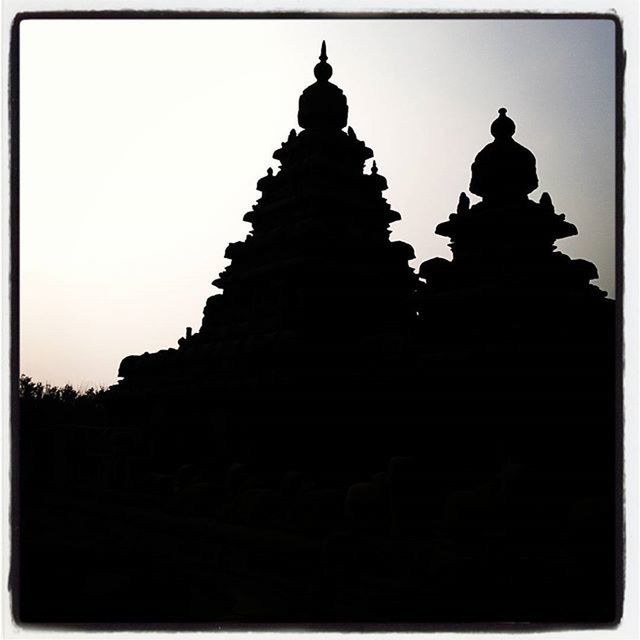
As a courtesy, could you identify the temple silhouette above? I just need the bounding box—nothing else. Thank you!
[18,43,618,625]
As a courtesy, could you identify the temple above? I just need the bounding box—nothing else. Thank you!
[20,44,618,625]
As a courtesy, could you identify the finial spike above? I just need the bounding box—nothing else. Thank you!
[372,160,378,174]
[313,40,333,82]
[320,41,327,62]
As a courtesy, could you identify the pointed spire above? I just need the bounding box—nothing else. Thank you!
[314,40,333,82]
[372,160,378,175]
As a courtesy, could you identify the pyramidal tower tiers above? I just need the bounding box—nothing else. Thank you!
[114,43,425,469]
[116,44,420,470]
[199,41,417,345]
[119,42,417,387]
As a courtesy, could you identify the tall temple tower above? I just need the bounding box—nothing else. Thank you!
[117,43,418,469]
[198,41,416,346]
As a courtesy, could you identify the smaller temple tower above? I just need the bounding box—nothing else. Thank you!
[419,108,607,326]
[417,108,615,485]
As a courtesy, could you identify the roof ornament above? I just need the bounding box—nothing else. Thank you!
[469,107,538,201]
[297,40,348,130]
[540,192,554,212]
[314,40,333,82]
[490,107,516,140]
[457,192,470,214]
[369,160,388,191]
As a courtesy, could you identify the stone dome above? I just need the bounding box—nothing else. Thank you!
[298,41,348,131]
[470,108,538,203]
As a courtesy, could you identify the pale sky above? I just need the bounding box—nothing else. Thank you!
[19,18,616,389]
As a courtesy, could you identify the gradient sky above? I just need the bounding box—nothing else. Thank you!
[19,18,616,388]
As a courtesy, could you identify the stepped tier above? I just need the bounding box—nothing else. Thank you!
[420,194,604,298]
[203,126,415,342]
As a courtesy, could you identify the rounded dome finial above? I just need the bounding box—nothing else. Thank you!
[314,40,333,82]
[298,40,348,130]
[491,107,516,140]
[470,107,538,201]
